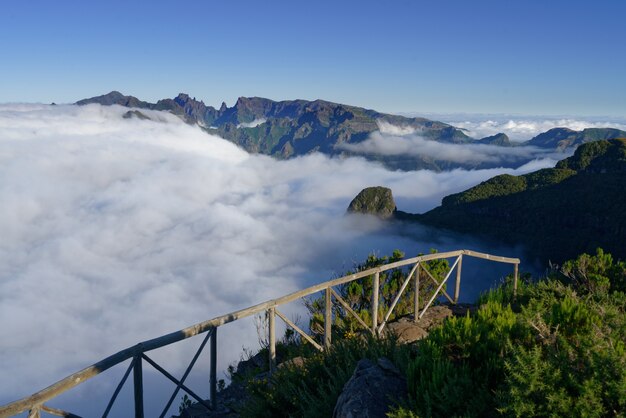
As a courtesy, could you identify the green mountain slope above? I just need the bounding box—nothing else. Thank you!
[76,92,505,170]
[525,127,626,149]
[77,92,625,171]
[418,139,626,263]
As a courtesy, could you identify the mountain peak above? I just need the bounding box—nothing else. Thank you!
[478,133,511,146]
[526,127,626,149]
[76,91,148,107]
[556,138,626,172]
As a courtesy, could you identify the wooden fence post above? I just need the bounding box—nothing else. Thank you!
[454,255,463,303]
[513,263,519,297]
[372,272,379,335]
[324,287,332,348]
[414,264,420,322]
[133,355,144,418]
[210,328,217,410]
[268,308,276,373]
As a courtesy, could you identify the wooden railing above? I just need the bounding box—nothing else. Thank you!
[0,249,519,418]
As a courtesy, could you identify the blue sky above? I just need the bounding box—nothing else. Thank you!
[1,0,625,116]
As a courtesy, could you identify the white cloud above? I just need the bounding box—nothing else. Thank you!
[237,118,266,128]
[376,120,420,136]
[0,104,542,415]
[339,121,565,167]
[419,114,626,142]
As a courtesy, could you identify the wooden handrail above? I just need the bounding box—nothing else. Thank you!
[0,249,519,417]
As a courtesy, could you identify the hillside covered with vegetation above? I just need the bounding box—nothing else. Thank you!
[418,139,626,263]
[231,249,625,418]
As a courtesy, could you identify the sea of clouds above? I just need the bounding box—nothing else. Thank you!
[340,120,565,166]
[0,104,553,415]
[415,113,626,142]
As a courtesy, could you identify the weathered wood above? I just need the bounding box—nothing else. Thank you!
[27,406,40,418]
[104,358,134,418]
[141,354,213,412]
[462,250,519,264]
[372,272,380,335]
[324,287,332,348]
[133,355,143,418]
[275,308,323,351]
[513,263,519,296]
[160,329,213,418]
[377,262,420,334]
[414,264,420,322]
[421,265,455,304]
[210,327,217,410]
[41,404,82,417]
[0,249,521,416]
[454,255,463,303]
[419,256,461,319]
[330,288,372,334]
[268,308,276,373]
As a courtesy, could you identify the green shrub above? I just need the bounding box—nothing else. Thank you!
[395,249,626,418]
[241,249,626,418]
[557,247,626,293]
[240,335,410,418]
[398,301,524,417]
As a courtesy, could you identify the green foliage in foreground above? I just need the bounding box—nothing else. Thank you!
[240,249,626,418]
[240,336,411,418]
[392,248,626,418]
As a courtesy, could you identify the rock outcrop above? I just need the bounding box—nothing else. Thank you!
[333,358,407,418]
[347,186,396,219]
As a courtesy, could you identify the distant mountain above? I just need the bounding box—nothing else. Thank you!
[525,127,626,149]
[76,91,151,108]
[77,92,519,170]
[77,92,624,171]
[412,139,626,263]
[77,91,220,125]
[477,133,512,146]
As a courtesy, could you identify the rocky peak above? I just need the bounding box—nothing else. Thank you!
[347,186,397,219]
[478,133,511,146]
[76,91,148,108]
[174,93,190,105]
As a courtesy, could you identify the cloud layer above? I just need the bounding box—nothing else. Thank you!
[340,121,565,167]
[425,114,626,142]
[0,104,545,415]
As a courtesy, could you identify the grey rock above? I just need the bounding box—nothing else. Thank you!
[333,358,407,418]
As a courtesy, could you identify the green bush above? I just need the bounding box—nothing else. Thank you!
[393,249,626,418]
[240,335,410,418]
[557,247,626,293]
[240,249,626,418]
[398,301,526,417]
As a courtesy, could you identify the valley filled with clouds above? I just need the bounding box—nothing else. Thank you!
[340,121,565,166]
[423,113,626,142]
[0,104,581,414]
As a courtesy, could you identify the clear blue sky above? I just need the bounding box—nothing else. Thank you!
[1,0,625,116]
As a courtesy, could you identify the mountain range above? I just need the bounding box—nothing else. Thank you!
[77,91,626,171]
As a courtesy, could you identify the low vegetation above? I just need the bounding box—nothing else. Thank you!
[238,248,626,417]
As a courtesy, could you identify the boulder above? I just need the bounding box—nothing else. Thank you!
[347,187,396,219]
[333,358,407,418]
